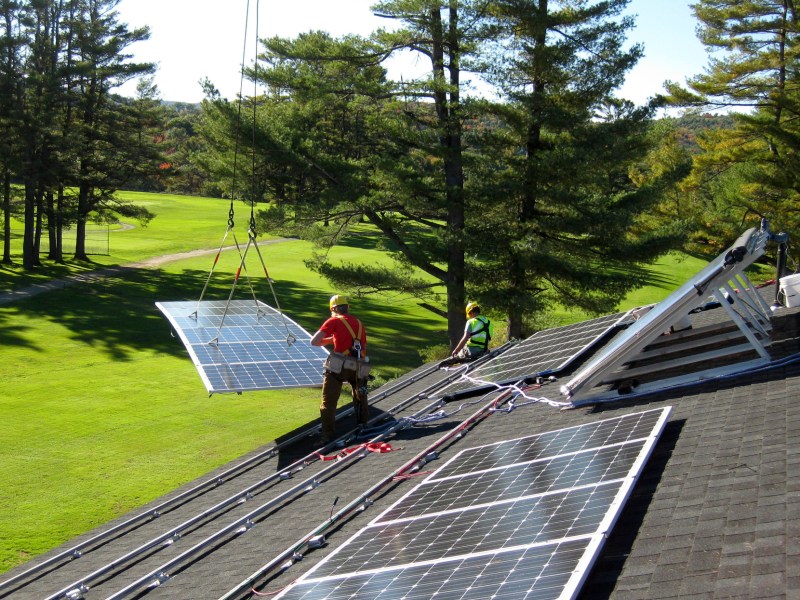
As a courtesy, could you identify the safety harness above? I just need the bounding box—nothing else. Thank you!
[335,315,366,359]
[467,315,492,350]
[324,315,371,378]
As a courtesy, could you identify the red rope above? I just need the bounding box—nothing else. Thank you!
[314,442,397,461]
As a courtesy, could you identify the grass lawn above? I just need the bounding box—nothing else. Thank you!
[0,192,237,293]
[549,251,772,325]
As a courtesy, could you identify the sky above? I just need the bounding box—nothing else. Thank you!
[114,0,710,109]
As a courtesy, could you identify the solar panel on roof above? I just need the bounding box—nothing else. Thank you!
[156,300,328,394]
[437,406,666,478]
[274,407,672,600]
[435,311,628,398]
[561,226,772,402]
[276,540,599,600]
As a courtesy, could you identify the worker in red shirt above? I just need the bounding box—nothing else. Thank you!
[310,295,369,443]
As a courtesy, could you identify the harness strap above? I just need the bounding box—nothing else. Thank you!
[335,315,366,357]
[468,316,491,350]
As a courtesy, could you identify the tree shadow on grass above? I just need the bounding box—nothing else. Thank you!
[0,258,103,294]
[3,265,442,378]
[334,228,396,252]
[5,267,328,362]
[625,262,681,292]
[0,310,37,350]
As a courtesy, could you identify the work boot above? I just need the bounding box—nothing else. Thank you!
[353,397,369,426]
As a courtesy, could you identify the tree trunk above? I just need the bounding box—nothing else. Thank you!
[46,189,60,261]
[2,171,11,264]
[34,187,44,260]
[55,185,64,263]
[75,122,92,262]
[22,181,36,269]
[74,184,90,260]
[507,0,549,340]
[431,4,467,348]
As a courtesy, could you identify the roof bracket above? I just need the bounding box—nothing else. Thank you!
[713,275,772,360]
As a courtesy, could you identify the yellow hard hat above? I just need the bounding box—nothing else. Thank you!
[465,301,480,317]
[329,294,349,310]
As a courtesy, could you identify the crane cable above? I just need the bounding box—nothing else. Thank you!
[201,0,295,346]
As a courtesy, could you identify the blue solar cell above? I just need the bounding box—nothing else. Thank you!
[156,300,328,394]
[314,484,619,578]
[273,407,671,600]
[277,540,595,600]
[434,408,666,478]
[379,441,646,522]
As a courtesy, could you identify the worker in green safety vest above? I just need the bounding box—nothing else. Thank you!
[450,301,493,361]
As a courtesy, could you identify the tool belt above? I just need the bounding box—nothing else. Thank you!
[325,352,371,379]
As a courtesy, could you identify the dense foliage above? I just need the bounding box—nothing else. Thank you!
[666,0,799,251]
[0,0,160,267]
[196,0,687,342]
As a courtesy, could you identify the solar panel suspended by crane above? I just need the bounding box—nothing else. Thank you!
[157,299,328,395]
[156,0,328,394]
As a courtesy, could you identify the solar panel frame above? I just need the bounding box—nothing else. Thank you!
[434,311,630,399]
[274,407,672,600]
[156,300,329,394]
[276,538,604,600]
[561,226,770,401]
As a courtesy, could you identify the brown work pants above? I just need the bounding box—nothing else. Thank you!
[320,367,369,442]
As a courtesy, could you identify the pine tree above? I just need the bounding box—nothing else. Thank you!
[666,0,800,241]
[0,0,24,264]
[470,0,682,338]
[67,0,154,260]
[241,2,498,346]
[0,0,156,267]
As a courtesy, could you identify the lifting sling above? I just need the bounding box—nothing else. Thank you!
[192,0,295,348]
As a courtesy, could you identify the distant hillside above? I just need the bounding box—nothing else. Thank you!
[665,112,735,152]
[162,100,201,110]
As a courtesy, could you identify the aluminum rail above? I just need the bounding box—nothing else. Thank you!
[50,356,481,600]
[103,395,450,600]
[44,381,462,600]
[0,401,371,597]
[6,345,512,599]
[0,439,289,597]
[219,387,516,600]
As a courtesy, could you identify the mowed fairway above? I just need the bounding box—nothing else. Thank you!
[0,193,446,574]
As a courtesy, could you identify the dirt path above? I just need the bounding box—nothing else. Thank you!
[0,238,295,306]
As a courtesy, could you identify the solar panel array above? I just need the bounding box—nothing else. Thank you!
[435,311,629,398]
[275,407,672,600]
[156,300,329,394]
